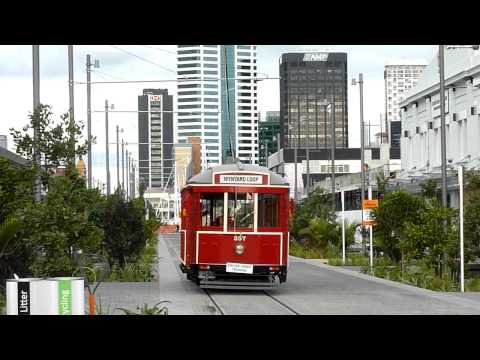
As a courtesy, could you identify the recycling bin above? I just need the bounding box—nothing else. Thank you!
[6,277,84,315]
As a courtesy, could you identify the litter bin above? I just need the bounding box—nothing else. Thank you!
[6,277,84,315]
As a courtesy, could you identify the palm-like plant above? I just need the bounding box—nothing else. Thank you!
[117,301,170,315]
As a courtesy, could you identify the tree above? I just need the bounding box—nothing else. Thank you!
[420,179,440,200]
[403,200,463,278]
[0,157,35,223]
[464,170,480,258]
[10,104,94,187]
[372,190,425,267]
[298,218,339,257]
[290,188,336,241]
[18,174,104,277]
[101,190,148,267]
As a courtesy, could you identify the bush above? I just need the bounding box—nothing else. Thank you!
[466,278,480,292]
[289,241,324,259]
[107,245,158,282]
[0,290,5,315]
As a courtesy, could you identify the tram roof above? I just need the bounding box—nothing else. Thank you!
[187,164,289,186]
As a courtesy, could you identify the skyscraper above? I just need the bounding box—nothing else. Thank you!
[384,60,427,144]
[259,111,280,167]
[176,45,258,167]
[138,89,173,190]
[279,52,348,151]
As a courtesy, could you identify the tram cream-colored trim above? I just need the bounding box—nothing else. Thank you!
[223,192,228,233]
[180,230,187,265]
[254,193,258,232]
[195,231,283,266]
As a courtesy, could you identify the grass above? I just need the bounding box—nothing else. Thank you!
[289,241,325,259]
[107,245,158,282]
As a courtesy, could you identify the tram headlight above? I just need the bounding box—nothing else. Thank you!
[235,243,245,255]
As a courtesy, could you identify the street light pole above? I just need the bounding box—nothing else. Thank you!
[459,165,465,292]
[116,125,120,191]
[86,55,92,189]
[68,45,75,169]
[105,100,111,196]
[121,140,125,193]
[439,45,448,209]
[331,100,336,198]
[438,45,449,276]
[32,45,41,203]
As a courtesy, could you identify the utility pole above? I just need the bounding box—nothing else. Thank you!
[306,105,310,196]
[439,45,448,276]
[439,45,448,208]
[32,45,41,203]
[331,101,336,199]
[359,74,365,209]
[86,55,92,189]
[126,151,130,199]
[294,122,298,202]
[68,45,75,169]
[105,100,111,196]
[121,139,125,193]
[116,125,120,191]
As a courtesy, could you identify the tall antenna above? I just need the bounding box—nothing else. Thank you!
[223,46,236,163]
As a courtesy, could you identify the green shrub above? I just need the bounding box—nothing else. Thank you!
[0,290,5,315]
[117,301,169,315]
[466,278,480,292]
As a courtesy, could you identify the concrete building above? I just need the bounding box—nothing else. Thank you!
[398,48,480,207]
[268,145,400,199]
[399,48,480,176]
[138,89,174,190]
[384,60,427,144]
[176,45,258,167]
[259,111,280,167]
[0,135,7,149]
[279,52,348,151]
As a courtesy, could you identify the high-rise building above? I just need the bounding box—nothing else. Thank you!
[259,111,280,167]
[176,45,258,167]
[279,52,348,151]
[138,89,174,190]
[384,60,427,143]
[0,135,7,149]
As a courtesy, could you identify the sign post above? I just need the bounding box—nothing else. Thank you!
[362,199,378,272]
[459,165,465,293]
[341,190,345,265]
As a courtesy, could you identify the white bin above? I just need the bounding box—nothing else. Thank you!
[6,277,84,315]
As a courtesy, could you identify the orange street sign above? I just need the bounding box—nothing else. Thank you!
[362,199,379,210]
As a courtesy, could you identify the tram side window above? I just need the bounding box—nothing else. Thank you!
[228,193,254,229]
[258,194,279,228]
[201,193,224,227]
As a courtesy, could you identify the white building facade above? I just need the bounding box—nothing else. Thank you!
[176,45,258,168]
[400,48,480,177]
[385,60,427,122]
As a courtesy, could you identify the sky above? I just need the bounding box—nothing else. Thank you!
[0,45,438,188]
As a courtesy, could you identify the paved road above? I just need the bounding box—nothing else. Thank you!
[159,233,480,315]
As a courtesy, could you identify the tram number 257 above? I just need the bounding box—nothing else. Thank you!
[233,234,246,242]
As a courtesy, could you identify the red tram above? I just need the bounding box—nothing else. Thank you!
[179,164,290,289]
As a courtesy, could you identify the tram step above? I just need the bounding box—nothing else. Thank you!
[200,279,278,290]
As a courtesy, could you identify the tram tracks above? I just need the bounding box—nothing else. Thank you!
[162,233,301,315]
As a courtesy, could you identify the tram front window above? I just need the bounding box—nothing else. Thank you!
[258,194,279,228]
[201,193,224,227]
[228,192,254,229]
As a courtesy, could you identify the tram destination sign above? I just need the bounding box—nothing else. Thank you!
[219,174,263,185]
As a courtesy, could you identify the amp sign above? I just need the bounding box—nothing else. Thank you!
[303,53,328,62]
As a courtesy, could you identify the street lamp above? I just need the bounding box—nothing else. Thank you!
[352,74,365,238]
